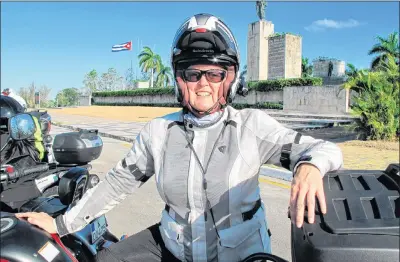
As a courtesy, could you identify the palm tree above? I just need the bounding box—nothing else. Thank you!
[345,63,359,78]
[301,57,313,77]
[374,53,400,90]
[368,32,399,69]
[138,46,162,88]
[155,63,173,87]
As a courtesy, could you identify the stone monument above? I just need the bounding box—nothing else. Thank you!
[312,57,346,85]
[268,33,302,79]
[247,1,302,81]
[247,1,274,81]
[256,0,267,20]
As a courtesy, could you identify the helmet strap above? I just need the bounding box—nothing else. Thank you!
[183,96,226,118]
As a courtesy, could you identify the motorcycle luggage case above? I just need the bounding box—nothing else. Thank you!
[53,129,103,165]
[291,167,400,262]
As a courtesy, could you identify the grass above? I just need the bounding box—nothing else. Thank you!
[265,140,398,171]
[47,106,399,171]
[337,140,398,170]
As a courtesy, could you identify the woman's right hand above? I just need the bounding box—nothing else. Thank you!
[15,212,57,234]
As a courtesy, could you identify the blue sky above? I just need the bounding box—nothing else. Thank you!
[1,1,399,99]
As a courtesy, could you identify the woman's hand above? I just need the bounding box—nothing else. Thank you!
[15,212,57,234]
[290,163,327,228]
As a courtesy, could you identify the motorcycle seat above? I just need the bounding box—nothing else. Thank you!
[18,196,68,217]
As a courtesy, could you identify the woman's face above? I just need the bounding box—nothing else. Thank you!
[183,64,226,113]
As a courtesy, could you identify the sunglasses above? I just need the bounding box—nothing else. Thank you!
[182,69,227,83]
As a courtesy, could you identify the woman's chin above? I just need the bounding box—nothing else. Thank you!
[192,102,215,113]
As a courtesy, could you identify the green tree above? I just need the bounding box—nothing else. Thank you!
[18,86,31,107]
[17,82,37,108]
[46,100,57,108]
[301,57,313,77]
[344,54,399,141]
[56,87,79,107]
[55,92,67,107]
[98,68,124,91]
[125,68,136,90]
[39,85,52,107]
[368,31,399,69]
[155,63,173,87]
[345,63,359,78]
[138,46,162,88]
[83,69,99,94]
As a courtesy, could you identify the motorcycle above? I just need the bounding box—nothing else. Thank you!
[1,113,118,262]
[3,161,398,262]
[1,112,103,209]
[1,114,398,262]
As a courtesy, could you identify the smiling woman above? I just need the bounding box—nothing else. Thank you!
[16,13,344,262]
[183,64,227,113]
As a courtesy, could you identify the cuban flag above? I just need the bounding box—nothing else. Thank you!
[112,41,132,52]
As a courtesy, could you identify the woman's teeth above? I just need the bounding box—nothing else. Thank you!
[197,92,211,97]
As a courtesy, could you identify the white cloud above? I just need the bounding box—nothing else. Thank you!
[305,19,364,32]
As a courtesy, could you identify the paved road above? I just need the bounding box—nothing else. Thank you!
[51,126,293,261]
[51,111,357,144]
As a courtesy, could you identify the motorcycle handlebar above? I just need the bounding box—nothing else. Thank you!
[1,164,49,181]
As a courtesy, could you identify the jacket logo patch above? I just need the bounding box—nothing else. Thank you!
[218,146,226,153]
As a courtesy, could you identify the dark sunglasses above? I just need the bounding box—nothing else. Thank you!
[182,69,227,83]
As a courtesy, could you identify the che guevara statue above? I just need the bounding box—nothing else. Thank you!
[256,0,267,20]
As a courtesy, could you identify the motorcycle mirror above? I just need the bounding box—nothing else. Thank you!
[8,113,36,141]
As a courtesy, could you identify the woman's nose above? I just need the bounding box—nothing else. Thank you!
[198,74,208,86]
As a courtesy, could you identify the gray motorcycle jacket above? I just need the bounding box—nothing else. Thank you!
[55,106,343,262]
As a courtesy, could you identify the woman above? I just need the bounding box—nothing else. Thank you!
[16,13,343,262]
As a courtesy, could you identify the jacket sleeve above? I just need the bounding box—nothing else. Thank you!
[55,121,155,236]
[253,111,343,175]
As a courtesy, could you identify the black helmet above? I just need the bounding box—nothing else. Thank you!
[171,13,240,104]
[0,95,25,119]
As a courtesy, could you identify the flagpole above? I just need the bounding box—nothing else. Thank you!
[130,40,133,84]
[136,37,140,80]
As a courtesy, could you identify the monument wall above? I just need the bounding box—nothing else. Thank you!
[264,33,302,80]
[78,94,91,106]
[284,34,302,79]
[268,35,285,79]
[247,20,274,81]
[93,90,283,105]
[93,86,350,115]
[283,85,349,114]
[313,59,346,78]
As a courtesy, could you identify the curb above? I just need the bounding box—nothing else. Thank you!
[53,122,135,143]
[260,166,293,182]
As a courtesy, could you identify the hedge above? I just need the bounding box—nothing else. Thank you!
[93,102,283,110]
[247,77,322,92]
[92,87,175,97]
[93,102,181,107]
[231,102,283,110]
[92,77,322,97]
